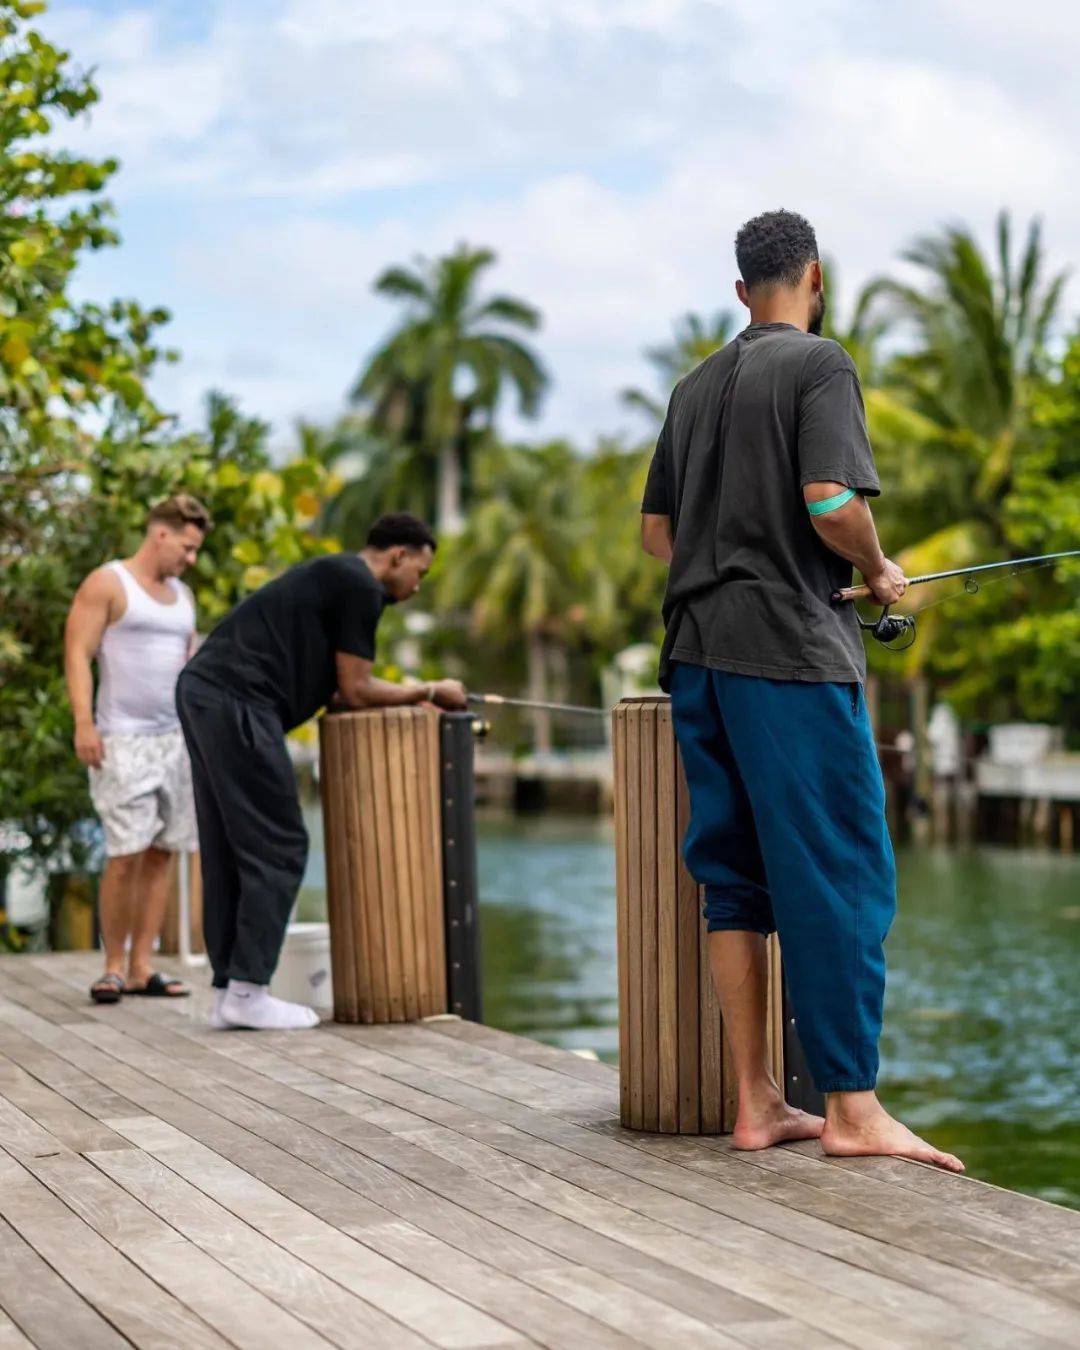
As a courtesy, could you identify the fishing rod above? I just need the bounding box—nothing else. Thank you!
[831,549,1080,650]
[467,692,608,718]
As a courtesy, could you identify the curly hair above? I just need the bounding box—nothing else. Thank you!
[366,513,437,552]
[735,210,819,290]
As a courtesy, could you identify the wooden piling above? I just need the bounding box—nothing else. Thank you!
[320,707,448,1023]
[612,695,784,1134]
[159,853,204,957]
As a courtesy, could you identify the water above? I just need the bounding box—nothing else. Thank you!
[300,808,1080,1207]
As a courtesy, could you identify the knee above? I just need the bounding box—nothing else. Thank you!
[105,852,143,880]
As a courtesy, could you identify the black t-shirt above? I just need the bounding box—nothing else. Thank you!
[186,554,389,729]
[641,323,880,690]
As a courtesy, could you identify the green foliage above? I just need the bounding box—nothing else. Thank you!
[0,4,338,866]
[932,332,1080,734]
[621,310,736,425]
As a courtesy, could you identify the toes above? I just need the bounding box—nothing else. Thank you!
[921,1145,964,1172]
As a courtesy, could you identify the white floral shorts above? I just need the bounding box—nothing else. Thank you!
[88,728,197,857]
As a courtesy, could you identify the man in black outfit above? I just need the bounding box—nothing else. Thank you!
[176,513,466,1030]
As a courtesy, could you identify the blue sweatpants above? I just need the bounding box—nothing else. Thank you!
[668,661,896,1093]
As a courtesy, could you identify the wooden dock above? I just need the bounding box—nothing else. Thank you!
[1,955,1079,1348]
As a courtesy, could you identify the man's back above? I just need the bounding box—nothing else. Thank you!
[642,322,880,688]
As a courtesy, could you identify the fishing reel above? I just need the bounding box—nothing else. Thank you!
[856,605,917,651]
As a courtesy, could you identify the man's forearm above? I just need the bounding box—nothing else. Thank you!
[340,676,432,710]
[65,652,95,727]
[810,496,887,580]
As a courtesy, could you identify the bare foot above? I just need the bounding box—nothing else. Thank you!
[732,1096,826,1150]
[822,1111,964,1172]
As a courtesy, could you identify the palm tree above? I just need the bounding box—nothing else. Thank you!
[296,416,435,548]
[819,260,892,383]
[351,245,548,534]
[869,212,1069,668]
[621,310,737,424]
[878,215,1067,542]
[437,441,586,752]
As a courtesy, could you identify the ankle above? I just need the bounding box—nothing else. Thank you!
[226,979,267,997]
[738,1074,784,1111]
[826,1090,884,1128]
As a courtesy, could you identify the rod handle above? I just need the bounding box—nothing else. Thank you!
[831,582,872,602]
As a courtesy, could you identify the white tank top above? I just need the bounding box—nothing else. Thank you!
[95,561,195,735]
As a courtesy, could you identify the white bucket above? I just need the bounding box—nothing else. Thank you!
[271,922,333,1011]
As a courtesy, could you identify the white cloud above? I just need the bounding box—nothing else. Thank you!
[40,0,1080,444]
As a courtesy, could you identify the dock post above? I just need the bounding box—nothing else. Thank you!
[320,706,457,1024]
[613,695,823,1132]
[440,712,483,1021]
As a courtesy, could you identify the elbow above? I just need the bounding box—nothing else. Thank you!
[640,518,670,560]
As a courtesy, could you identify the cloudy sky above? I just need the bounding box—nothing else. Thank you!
[43,0,1080,451]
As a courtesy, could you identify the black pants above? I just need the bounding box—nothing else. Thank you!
[176,671,308,989]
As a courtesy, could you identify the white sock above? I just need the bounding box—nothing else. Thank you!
[208,988,228,1029]
[220,979,319,1031]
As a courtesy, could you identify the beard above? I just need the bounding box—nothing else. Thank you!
[809,288,827,336]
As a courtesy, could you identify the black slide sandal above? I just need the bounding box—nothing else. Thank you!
[90,973,125,1004]
[126,972,190,998]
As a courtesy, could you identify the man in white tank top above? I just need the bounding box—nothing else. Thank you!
[64,495,210,1004]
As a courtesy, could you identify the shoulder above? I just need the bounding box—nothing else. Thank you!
[76,565,124,605]
[668,337,742,415]
[799,336,859,385]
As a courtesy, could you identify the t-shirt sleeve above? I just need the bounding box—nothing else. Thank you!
[797,344,881,497]
[641,407,673,515]
[334,581,384,660]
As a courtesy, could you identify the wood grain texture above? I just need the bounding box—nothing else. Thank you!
[325,709,451,1026]
[353,716,390,1023]
[611,707,631,1126]
[675,742,701,1134]
[3,954,1080,1350]
[656,703,679,1134]
[625,707,644,1130]
[639,703,660,1131]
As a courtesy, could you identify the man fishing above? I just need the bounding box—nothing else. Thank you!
[641,209,963,1171]
[176,513,467,1030]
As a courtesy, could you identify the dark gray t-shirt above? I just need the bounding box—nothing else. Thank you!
[641,322,880,690]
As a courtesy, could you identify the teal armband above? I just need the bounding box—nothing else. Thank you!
[806,487,856,516]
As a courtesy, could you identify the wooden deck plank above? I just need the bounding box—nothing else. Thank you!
[15,983,1025,1350]
[0,1052,135,1155]
[334,1014,1080,1287]
[63,1022,768,1348]
[0,1311,33,1350]
[4,955,1080,1350]
[85,1132,459,1349]
[291,1022,1080,1340]
[0,1214,130,1350]
[415,1017,1080,1276]
[256,1025,1070,1349]
[15,1149,339,1350]
[25,961,1080,1317]
[1,972,851,1349]
[0,998,653,1349]
[0,1150,231,1350]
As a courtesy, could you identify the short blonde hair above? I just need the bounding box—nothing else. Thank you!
[146,494,212,534]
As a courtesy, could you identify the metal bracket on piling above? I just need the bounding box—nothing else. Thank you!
[439,712,483,1022]
[781,969,826,1116]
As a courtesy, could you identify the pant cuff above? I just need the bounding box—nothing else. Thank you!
[704,919,776,937]
[817,1079,877,1093]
